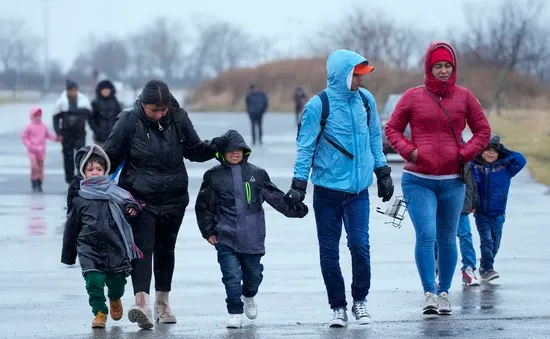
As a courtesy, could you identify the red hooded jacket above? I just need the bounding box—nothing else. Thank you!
[384,42,491,176]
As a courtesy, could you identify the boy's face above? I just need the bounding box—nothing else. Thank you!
[224,149,244,165]
[481,147,498,164]
[84,161,105,178]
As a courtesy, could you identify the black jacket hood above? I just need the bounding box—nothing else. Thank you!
[215,130,252,165]
[95,80,117,98]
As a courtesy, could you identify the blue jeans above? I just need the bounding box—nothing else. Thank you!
[313,186,371,310]
[474,214,505,272]
[402,173,465,294]
[435,213,477,271]
[216,244,264,314]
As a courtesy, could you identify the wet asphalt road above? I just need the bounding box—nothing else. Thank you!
[0,102,549,339]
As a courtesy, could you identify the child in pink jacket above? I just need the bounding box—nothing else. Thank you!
[22,106,60,192]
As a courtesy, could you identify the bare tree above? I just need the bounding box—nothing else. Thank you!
[457,0,550,115]
[136,18,186,80]
[189,20,256,78]
[69,35,130,81]
[311,7,425,70]
[0,18,40,72]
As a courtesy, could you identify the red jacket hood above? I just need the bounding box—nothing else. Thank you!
[424,42,457,97]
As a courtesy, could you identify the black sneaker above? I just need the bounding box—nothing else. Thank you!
[480,269,499,281]
[351,300,371,324]
[329,308,348,328]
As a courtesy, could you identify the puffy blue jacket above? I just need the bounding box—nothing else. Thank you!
[472,146,526,216]
[293,49,387,194]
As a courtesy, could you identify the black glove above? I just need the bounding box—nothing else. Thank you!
[498,143,511,157]
[210,136,227,153]
[374,165,394,202]
[285,178,307,203]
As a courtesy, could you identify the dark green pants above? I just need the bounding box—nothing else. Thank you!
[84,271,127,315]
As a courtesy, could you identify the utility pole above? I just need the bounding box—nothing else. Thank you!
[43,0,50,92]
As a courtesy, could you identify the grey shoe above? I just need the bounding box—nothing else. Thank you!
[351,300,371,325]
[437,292,452,315]
[423,292,438,314]
[480,269,499,281]
[329,308,348,328]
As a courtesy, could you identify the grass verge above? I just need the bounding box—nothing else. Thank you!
[489,110,550,187]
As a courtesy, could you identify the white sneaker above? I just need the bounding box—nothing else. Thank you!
[329,308,348,327]
[437,292,452,315]
[226,314,243,328]
[423,292,438,315]
[462,267,480,286]
[242,296,257,320]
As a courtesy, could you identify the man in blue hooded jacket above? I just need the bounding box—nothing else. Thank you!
[285,49,394,327]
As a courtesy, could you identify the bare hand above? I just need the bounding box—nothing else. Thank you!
[57,135,63,142]
[208,235,217,245]
[410,149,418,162]
[126,207,137,216]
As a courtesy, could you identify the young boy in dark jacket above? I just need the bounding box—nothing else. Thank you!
[472,134,526,281]
[195,130,308,328]
[61,144,143,328]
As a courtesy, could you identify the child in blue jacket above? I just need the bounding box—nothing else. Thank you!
[471,135,526,281]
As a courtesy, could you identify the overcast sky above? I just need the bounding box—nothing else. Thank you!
[3,0,546,71]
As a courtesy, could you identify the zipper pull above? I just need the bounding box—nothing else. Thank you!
[147,132,150,139]
[158,122,164,131]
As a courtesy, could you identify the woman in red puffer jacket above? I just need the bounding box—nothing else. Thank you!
[384,41,490,316]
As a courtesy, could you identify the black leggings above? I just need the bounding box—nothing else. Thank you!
[130,209,184,295]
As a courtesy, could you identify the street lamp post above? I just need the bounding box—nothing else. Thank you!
[43,0,50,92]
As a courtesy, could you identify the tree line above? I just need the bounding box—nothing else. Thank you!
[1,0,549,113]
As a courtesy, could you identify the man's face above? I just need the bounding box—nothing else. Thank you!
[351,73,363,91]
[142,103,168,121]
[67,88,78,99]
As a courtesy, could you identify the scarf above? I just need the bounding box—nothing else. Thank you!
[78,175,143,260]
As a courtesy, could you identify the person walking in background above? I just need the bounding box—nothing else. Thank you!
[245,84,268,146]
[286,49,394,327]
[294,86,307,126]
[384,41,491,315]
[472,134,526,281]
[21,106,60,192]
[435,159,480,287]
[195,130,308,328]
[53,80,92,184]
[61,144,142,328]
[89,79,123,146]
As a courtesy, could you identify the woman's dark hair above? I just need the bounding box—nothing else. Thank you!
[140,80,171,106]
[85,154,107,171]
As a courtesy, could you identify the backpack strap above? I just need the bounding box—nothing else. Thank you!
[316,90,354,160]
[317,90,330,143]
[358,90,371,126]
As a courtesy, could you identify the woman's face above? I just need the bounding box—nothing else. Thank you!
[142,103,168,121]
[431,61,453,82]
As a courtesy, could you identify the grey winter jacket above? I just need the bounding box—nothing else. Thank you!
[462,162,478,214]
[195,130,308,254]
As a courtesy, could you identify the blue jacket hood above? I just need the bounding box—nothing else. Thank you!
[326,49,369,96]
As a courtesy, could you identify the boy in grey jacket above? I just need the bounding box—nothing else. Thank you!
[195,130,308,328]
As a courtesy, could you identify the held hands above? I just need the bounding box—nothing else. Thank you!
[374,165,394,202]
[285,178,307,203]
[125,207,138,217]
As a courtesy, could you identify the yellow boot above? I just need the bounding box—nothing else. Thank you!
[92,311,107,328]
